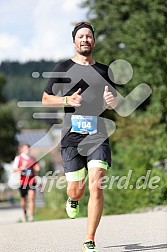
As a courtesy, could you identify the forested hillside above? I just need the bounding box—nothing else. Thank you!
[0,60,57,101]
[0,60,62,129]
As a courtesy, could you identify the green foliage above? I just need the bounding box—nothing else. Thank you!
[0,105,18,163]
[35,182,67,221]
[80,0,167,213]
[0,60,62,129]
[0,60,57,101]
[6,100,51,129]
[39,153,55,177]
[0,75,18,182]
[0,75,6,103]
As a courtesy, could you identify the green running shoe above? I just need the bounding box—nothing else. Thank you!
[82,240,99,252]
[66,197,79,219]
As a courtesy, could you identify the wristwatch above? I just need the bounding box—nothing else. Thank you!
[62,96,68,105]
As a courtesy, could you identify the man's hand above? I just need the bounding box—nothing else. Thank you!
[67,88,82,107]
[103,86,116,109]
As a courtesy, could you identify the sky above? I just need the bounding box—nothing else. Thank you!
[0,0,87,63]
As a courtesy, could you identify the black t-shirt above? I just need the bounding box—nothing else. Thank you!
[44,59,117,147]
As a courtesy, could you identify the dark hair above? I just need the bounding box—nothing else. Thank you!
[72,22,95,42]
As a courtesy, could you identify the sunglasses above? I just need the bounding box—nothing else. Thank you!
[74,22,94,31]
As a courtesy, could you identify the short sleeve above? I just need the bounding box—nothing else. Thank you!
[13,156,19,169]
[107,66,117,97]
[44,62,65,95]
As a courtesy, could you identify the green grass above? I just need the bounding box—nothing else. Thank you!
[35,207,67,221]
[34,176,89,221]
[35,183,68,221]
[34,169,167,221]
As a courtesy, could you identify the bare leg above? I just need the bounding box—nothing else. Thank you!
[28,189,35,219]
[67,180,85,200]
[65,180,85,219]
[20,196,27,220]
[86,168,106,241]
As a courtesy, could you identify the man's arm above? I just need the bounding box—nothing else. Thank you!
[42,92,67,107]
[12,156,24,172]
[13,166,21,172]
[33,163,40,172]
[42,89,82,107]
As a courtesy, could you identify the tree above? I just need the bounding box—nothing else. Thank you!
[0,74,18,182]
[0,60,56,101]
[80,0,167,212]
[81,0,167,95]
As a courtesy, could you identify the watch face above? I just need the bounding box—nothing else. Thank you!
[63,96,67,105]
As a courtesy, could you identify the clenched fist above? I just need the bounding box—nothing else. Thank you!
[67,88,82,107]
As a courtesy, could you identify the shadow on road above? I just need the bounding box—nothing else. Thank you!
[104,243,167,251]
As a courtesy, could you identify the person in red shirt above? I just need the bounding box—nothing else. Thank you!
[13,143,40,222]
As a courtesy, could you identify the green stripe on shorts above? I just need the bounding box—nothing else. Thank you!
[88,160,109,170]
[65,167,86,181]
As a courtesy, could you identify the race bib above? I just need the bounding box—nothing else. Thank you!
[21,167,33,176]
[71,115,97,134]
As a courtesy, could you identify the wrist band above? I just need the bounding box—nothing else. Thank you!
[62,96,67,105]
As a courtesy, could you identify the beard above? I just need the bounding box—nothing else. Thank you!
[78,46,93,56]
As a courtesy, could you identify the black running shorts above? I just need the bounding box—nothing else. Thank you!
[61,143,111,181]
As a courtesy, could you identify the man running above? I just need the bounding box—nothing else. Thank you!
[42,21,117,252]
[13,143,40,222]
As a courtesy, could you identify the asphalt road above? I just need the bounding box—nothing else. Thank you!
[0,210,166,252]
[0,191,44,224]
